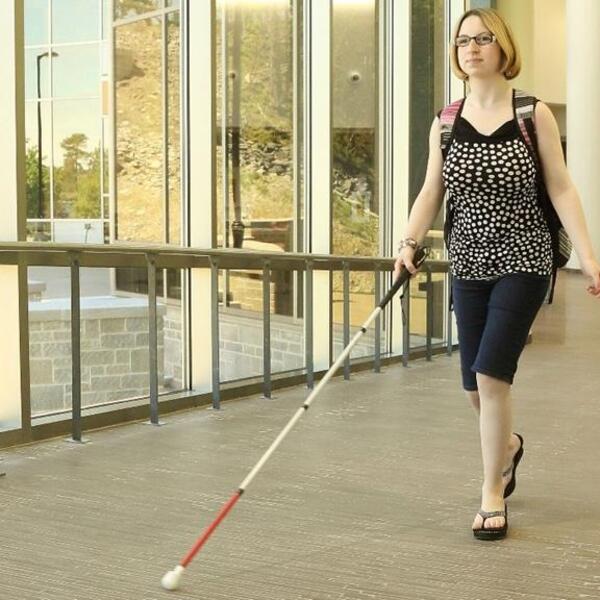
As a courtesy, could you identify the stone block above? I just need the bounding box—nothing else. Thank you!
[53,368,72,384]
[101,319,125,334]
[42,320,69,331]
[105,364,130,375]
[120,373,149,390]
[90,375,123,391]
[42,342,71,358]
[115,349,130,364]
[135,332,149,346]
[131,348,149,372]
[81,349,116,366]
[125,318,148,332]
[30,359,53,385]
[30,384,68,412]
[29,343,43,358]
[84,319,100,336]
[100,333,136,348]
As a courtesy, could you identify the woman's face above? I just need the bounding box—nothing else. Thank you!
[457,16,503,80]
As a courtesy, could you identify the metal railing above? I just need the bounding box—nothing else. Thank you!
[0,242,450,448]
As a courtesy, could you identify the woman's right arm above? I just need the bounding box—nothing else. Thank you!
[394,117,446,278]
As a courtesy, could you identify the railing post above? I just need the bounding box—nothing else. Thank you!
[425,268,433,362]
[146,253,162,425]
[305,260,314,389]
[262,260,272,399]
[69,253,85,442]
[402,278,410,367]
[447,272,454,356]
[374,268,381,373]
[210,258,221,409]
[343,262,350,380]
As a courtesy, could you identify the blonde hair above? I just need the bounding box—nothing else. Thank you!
[450,8,521,81]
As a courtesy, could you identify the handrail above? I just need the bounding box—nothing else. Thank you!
[0,242,451,448]
[0,242,449,272]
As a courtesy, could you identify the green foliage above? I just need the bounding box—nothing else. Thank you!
[25,144,50,218]
[25,133,101,220]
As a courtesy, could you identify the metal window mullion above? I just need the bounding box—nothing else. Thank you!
[109,0,117,243]
[162,12,169,244]
[292,0,303,319]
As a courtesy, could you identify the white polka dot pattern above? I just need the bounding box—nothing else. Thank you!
[442,123,553,280]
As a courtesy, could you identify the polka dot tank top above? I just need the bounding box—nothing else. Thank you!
[442,116,553,280]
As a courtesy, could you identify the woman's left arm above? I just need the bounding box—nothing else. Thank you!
[535,101,600,297]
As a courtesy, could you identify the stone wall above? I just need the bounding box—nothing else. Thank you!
[29,296,165,415]
[28,296,380,415]
[218,308,377,382]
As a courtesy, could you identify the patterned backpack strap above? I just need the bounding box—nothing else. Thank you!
[439,97,466,159]
[513,89,539,162]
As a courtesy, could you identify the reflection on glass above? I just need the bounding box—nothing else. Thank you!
[26,222,52,242]
[167,12,181,245]
[114,0,160,20]
[25,0,49,46]
[25,101,52,219]
[25,49,51,101]
[52,0,100,44]
[332,0,378,257]
[167,0,180,8]
[218,270,265,383]
[52,44,100,98]
[53,99,102,219]
[115,18,163,242]
[331,0,379,352]
[217,1,296,311]
[409,0,445,349]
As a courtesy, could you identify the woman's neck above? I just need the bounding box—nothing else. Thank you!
[466,77,513,109]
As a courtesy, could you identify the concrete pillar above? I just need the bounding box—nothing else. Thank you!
[566,0,600,267]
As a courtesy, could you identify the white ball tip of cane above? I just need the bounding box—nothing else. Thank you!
[161,565,185,591]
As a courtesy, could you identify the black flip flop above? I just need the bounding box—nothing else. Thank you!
[503,433,524,499]
[473,505,508,541]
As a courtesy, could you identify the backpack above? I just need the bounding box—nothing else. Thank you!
[439,89,572,303]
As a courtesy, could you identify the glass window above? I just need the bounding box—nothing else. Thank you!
[114,0,161,20]
[25,0,49,46]
[25,101,52,219]
[331,0,379,358]
[409,0,446,349]
[26,221,52,242]
[52,0,100,44]
[115,18,163,243]
[52,99,102,219]
[167,11,181,245]
[332,0,378,258]
[25,49,52,101]
[52,44,101,98]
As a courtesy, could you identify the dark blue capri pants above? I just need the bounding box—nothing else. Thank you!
[452,273,550,391]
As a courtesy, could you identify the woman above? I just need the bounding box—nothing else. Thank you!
[394,8,600,540]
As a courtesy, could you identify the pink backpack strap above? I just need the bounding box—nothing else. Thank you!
[439,98,466,158]
[513,88,539,162]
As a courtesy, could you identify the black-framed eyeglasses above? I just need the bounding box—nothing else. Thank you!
[455,32,496,47]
